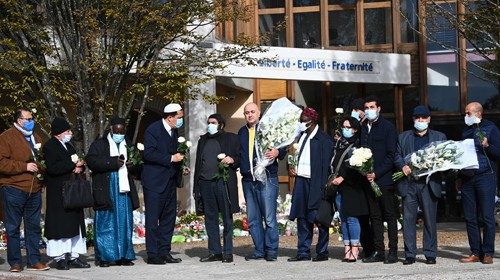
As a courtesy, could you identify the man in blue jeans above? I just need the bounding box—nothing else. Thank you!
[238,102,285,261]
[0,108,50,272]
[459,102,499,265]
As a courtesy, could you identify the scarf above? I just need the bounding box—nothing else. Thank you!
[107,133,130,193]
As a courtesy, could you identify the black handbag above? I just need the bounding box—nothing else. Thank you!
[315,198,334,228]
[62,174,93,210]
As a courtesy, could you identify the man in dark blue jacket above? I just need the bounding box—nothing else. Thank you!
[395,105,446,265]
[287,107,333,262]
[459,102,500,265]
[142,103,185,265]
[360,96,399,264]
[238,102,285,261]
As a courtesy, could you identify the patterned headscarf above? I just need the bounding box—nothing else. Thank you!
[301,107,319,122]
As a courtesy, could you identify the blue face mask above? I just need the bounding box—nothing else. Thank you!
[414,121,429,131]
[364,109,378,121]
[342,128,354,139]
[207,123,218,135]
[23,120,35,131]
[112,134,125,143]
[351,110,360,121]
[175,118,184,128]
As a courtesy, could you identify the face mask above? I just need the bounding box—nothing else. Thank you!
[23,120,35,131]
[207,123,218,135]
[62,134,72,143]
[342,128,354,138]
[112,134,125,143]
[175,118,184,128]
[464,115,477,126]
[298,121,311,132]
[414,121,429,131]
[351,111,360,121]
[364,109,378,121]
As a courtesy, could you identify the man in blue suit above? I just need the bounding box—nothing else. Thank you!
[142,103,185,265]
[288,107,333,262]
[395,105,446,265]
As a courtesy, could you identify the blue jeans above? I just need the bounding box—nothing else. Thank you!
[336,194,361,246]
[2,186,42,266]
[242,176,279,258]
[461,172,497,257]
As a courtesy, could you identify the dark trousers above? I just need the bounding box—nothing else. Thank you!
[366,186,399,253]
[461,172,496,257]
[296,218,329,257]
[402,182,438,258]
[2,186,42,266]
[144,180,177,258]
[199,179,233,255]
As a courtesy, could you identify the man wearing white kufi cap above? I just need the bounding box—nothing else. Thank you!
[141,103,185,264]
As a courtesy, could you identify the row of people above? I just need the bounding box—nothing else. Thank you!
[0,98,498,273]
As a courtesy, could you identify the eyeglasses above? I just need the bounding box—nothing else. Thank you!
[19,117,34,121]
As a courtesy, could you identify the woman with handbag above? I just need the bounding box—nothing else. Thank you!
[44,117,90,270]
[328,117,369,262]
[85,116,140,267]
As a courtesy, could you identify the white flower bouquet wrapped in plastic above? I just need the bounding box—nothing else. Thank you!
[393,139,479,183]
[254,97,302,182]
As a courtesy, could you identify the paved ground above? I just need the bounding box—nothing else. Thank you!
[0,223,498,280]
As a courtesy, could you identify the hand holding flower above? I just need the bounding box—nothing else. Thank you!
[172,153,184,162]
[265,148,278,160]
[481,137,489,148]
[402,165,412,176]
[26,162,39,173]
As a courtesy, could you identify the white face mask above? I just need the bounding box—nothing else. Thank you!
[62,134,72,143]
[298,121,311,132]
[464,115,478,126]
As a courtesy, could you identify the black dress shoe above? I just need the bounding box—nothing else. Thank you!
[245,254,265,261]
[116,259,134,266]
[287,255,311,262]
[384,253,398,264]
[403,257,415,265]
[312,255,329,262]
[200,254,223,262]
[56,259,70,270]
[425,257,436,265]
[222,254,233,263]
[147,257,166,265]
[265,256,277,262]
[68,258,91,269]
[161,254,182,263]
[99,261,110,267]
[362,251,386,263]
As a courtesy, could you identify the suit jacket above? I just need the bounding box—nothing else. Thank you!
[43,137,85,239]
[141,119,181,193]
[193,131,241,215]
[395,129,447,198]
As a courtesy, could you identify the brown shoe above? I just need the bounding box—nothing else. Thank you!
[9,264,22,272]
[482,256,493,264]
[27,262,50,271]
[459,255,481,263]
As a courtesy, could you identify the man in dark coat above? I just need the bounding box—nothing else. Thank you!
[395,105,446,265]
[85,116,140,267]
[193,114,240,263]
[141,103,185,265]
[459,102,500,265]
[360,95,399,264]
[44,117,90,270]
[288,107,334,262]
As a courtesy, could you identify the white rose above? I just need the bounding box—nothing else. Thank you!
[186,141,192,148]
[292,143,299,150]
[34,143,42,150]
[136,143,144,151]
[71,154,79,163]
[217,153,226,160]
[335,108,344,114]
[31,108,37,114]
[177,137,186,143]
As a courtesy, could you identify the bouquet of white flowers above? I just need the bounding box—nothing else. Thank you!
[393,139,478,183]
[348,147,382,197]
[177,137,192,173]
[254,97,302,182]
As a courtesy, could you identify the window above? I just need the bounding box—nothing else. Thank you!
[329,10,356,47]
[467,59,499,111]
[294,13,321,48]
[364,8,392,45]
[400,0,418,43]
[259,14,286,46]
[258,0,285,9]
[294,0,321,7]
